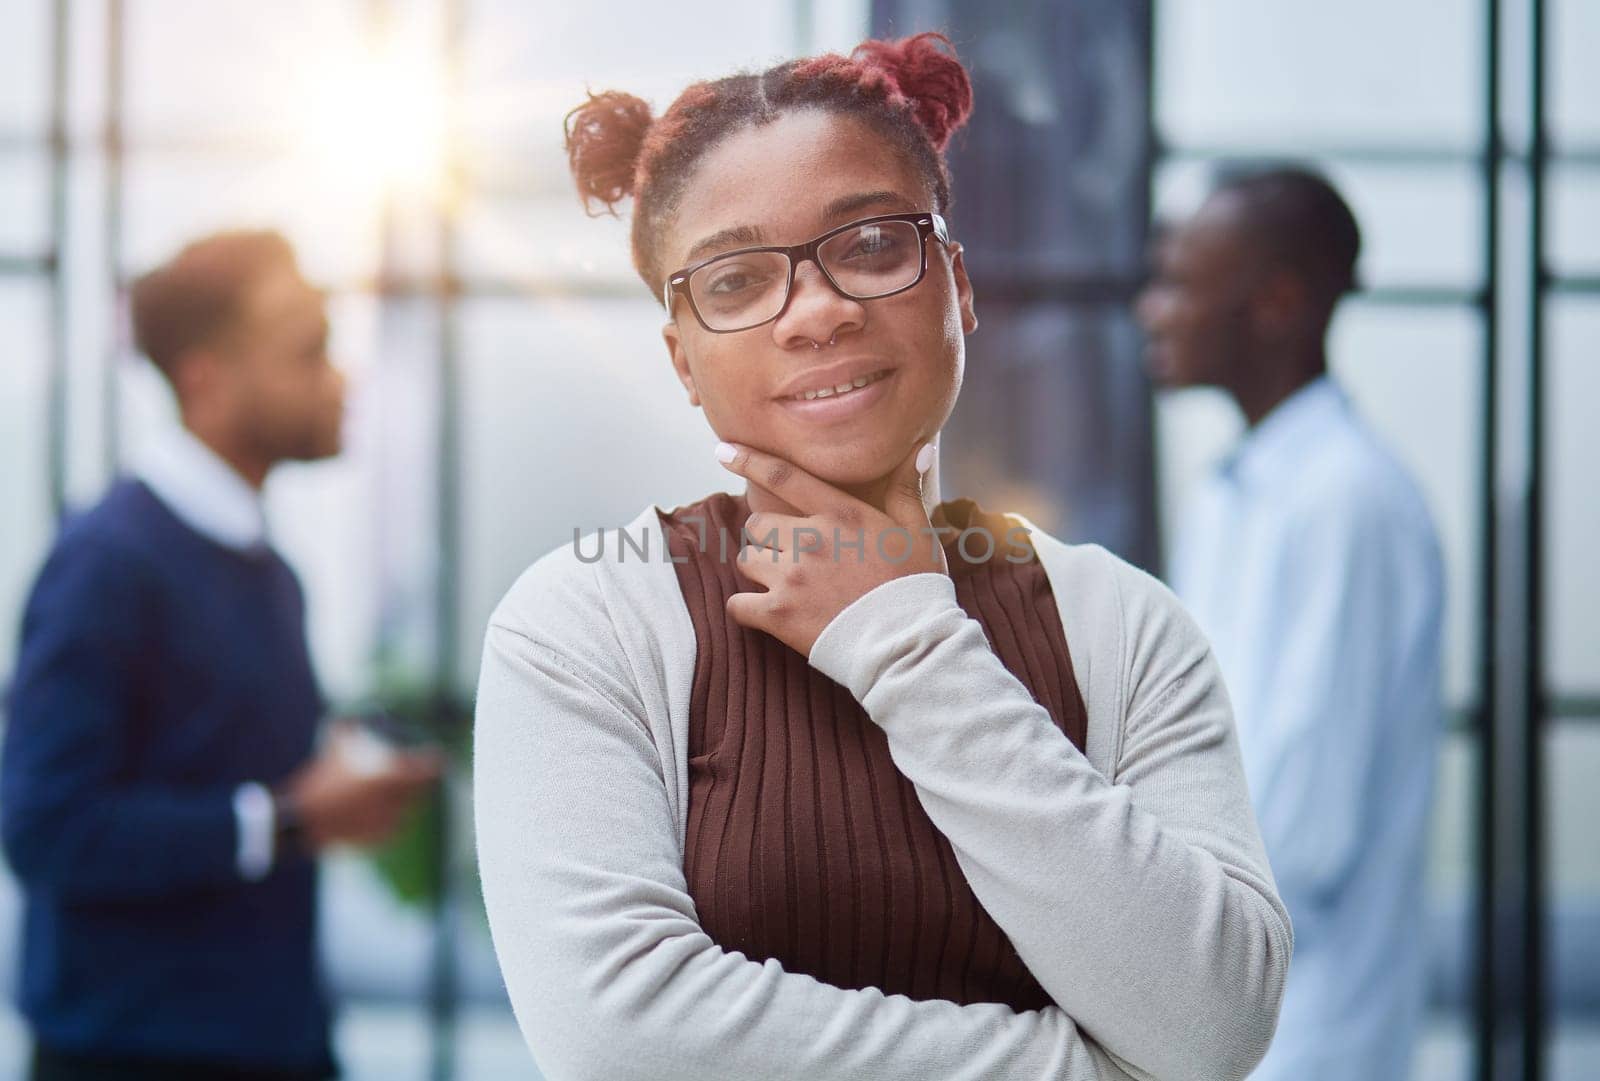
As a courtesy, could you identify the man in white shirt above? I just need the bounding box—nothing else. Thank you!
[1137,166,1446,1081]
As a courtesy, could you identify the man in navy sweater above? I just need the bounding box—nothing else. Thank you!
[2,230,440,1080]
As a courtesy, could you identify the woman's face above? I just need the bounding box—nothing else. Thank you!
[659,109,976,495]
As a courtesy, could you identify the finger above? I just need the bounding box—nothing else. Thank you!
[384,764,441,794]
[382,770,438,797]
[884,438,937,532]
[724,590,773,635]
[733,543,784,588]
[742,512,825,555]
[369,766,436,799]
[715,441,859,519]
[397,748,446,778]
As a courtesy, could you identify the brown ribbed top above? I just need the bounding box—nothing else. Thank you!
[660,491,1087,1011]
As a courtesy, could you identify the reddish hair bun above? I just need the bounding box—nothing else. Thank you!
[853,32,974,152]
[564,90,654,214]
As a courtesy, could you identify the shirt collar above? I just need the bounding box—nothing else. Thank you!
[134,426,268,551]
[1219,374,1348,489]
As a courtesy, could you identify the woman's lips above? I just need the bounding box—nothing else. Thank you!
[774,368,896,423]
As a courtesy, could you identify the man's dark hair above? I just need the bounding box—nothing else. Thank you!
[1211,163,1362,307]
[129,230,297,385]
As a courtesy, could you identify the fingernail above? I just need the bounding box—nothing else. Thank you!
[714,441,738,463]
[915,442,936,474]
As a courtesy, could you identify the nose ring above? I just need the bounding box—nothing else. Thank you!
[809,334,837,350]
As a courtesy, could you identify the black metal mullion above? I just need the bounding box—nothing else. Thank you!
[1545,274,1600,295]
[1475,1,1501,1078]
[46,0,69,521]
[1161,140,1600,168]
[429,1,469,1078]
[0,253,54,275]
[103,0,126,479]
[1544,696,1600,721]
[1524,1,1548,1076]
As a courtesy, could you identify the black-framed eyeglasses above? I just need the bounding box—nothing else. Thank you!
[663,211,951,333]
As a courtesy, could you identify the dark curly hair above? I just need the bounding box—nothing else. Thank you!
[563,32,975,299]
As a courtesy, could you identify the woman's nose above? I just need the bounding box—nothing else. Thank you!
[773,261,863,349]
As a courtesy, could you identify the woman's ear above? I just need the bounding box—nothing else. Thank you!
[949,243,978,334]
[661,321,701,406]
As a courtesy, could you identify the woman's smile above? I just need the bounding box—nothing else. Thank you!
[772,363,897,424]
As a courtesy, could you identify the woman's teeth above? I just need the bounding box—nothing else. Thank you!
[790,369,891,402]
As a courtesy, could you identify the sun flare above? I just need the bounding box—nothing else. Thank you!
[301,35,451,205]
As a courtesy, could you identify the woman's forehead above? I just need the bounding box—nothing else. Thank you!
[664,110,933,267]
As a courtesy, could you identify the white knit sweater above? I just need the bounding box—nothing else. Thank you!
[473,501,1291,1081]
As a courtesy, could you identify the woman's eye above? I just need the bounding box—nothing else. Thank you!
[841,229,899,260]
[705,266,769,295]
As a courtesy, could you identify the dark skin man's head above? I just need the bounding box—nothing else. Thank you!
[1136,166,1361,426]
[131,231,346,487]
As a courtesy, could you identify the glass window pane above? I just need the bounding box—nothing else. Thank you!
[457,0,812,281]
[1545,717,1600,1080]
[1419,729,1479,1078]
[262,292,390,706]
[458,295,730,693]
[1329,165,1483,293]
[0,0,50,138]
[322,852,433,1078]
[1155,0,1482,150]
[1552,0,1600,145]
[0,152,50,257]
[1547,298,1600,700]
[1153,159,1484,292]
[1153,385,1242,574]
[121,153,382,286]
[0,281,53,684]
[125,0,366,143]
[456,195,640,291]
[327,296,443,700]
[1549,164,1600,279]
[462,0,797,128]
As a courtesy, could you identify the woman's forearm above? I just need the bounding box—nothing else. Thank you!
[808,566,1292,1081]
[476,620,1140,1081]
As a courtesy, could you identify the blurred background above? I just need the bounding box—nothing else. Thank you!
[0,0,1594,1078]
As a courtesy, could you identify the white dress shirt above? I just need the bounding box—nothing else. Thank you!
[1170,375,1445,1081]
[134,425,278,882]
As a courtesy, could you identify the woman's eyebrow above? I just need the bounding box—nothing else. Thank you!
[685,224,766,263]
[821,189,914,220]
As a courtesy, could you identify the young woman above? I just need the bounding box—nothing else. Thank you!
[474,32,1290,1081]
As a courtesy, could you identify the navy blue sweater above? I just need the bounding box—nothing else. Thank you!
[2,479,334,1074]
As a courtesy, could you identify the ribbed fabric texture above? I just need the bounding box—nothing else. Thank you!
[661,491,1087,1010]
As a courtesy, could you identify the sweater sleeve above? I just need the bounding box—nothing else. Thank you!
[474,611,1143,1081]
[1,533,242,902]
[807,559,1292,1081]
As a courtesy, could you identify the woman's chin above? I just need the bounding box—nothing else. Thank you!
[787,442,915,489]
